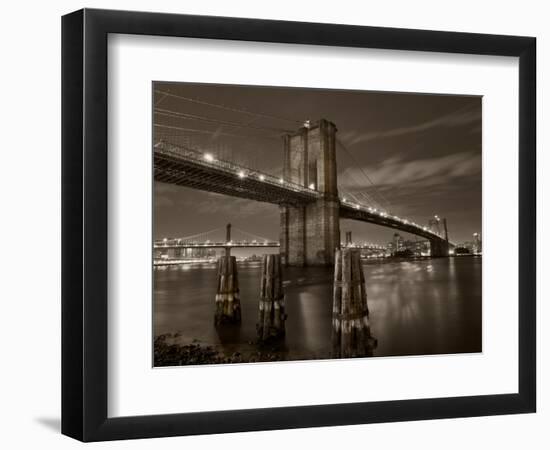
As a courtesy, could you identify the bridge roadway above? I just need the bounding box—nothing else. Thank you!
[154,141,452,246]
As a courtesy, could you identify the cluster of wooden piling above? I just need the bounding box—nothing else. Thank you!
[257,254,286,341]
[214,255,241,325]
[213,245,375,358]
[332,248,376,358]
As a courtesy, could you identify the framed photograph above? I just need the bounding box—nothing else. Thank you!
[62,8,536,442]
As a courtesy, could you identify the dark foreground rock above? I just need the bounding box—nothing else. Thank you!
[154,334,287,366]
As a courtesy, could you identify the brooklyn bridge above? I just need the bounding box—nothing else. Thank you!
[154,118,452,264]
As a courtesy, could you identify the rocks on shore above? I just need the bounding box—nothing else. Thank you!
[154,334,287,366]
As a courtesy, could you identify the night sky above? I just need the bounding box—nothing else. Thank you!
[154,82,481,247]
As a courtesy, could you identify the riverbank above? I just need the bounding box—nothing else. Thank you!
[154,333,291,366]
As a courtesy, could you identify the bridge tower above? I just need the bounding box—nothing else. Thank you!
[280,119,340,266]
[429,238,449,257]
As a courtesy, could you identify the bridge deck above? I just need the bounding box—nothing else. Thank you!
[340,204,447,243]
[154,142,319,206]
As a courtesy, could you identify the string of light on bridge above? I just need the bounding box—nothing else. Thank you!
[204,148,445,240]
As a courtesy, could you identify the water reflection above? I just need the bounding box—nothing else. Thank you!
[154,258,481,364]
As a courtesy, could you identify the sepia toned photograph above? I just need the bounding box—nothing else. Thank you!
[153,82,482,367]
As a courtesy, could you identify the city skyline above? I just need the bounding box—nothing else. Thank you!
[154,83,481,245]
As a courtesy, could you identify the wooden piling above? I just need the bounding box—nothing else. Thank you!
[332,248,376,358]
[214,255,241,325]
[257,254,286,341]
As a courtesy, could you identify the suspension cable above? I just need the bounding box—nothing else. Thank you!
[154,90,302,125]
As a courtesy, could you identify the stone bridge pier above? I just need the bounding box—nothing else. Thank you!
[280,119,340,266]
[430,238,449,257]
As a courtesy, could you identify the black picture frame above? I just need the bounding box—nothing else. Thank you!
[62,8,536,442]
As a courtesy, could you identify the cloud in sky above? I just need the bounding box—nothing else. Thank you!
[339,105,481,146]
[339,150,481,191]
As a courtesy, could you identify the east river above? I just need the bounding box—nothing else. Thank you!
[154,257,481,363]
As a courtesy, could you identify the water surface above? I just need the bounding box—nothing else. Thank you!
[154,257,481,363]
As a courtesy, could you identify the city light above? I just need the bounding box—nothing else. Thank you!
[204,153,214,162]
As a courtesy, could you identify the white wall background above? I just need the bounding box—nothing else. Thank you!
[0,0,546,448]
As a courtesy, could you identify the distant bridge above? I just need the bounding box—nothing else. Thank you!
[154,240,280,249]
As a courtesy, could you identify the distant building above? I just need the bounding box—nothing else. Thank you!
[473,233,482,254]
[402,239,429,256]
[392,233,404,255]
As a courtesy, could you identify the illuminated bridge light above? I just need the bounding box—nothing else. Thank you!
[343,197,347,202]
[355,204,360,210]
[309,183,315,190]
[279,178,284,184]
[204,153,214,162]
[259,174,265,181]
[238,170,246,179]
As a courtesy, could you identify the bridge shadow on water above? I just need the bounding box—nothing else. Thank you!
[153,257,481,366]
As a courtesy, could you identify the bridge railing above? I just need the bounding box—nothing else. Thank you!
[339,197,450,242]
[155,141,320,198]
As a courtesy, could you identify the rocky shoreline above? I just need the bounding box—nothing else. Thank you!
[154,334,289,366]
